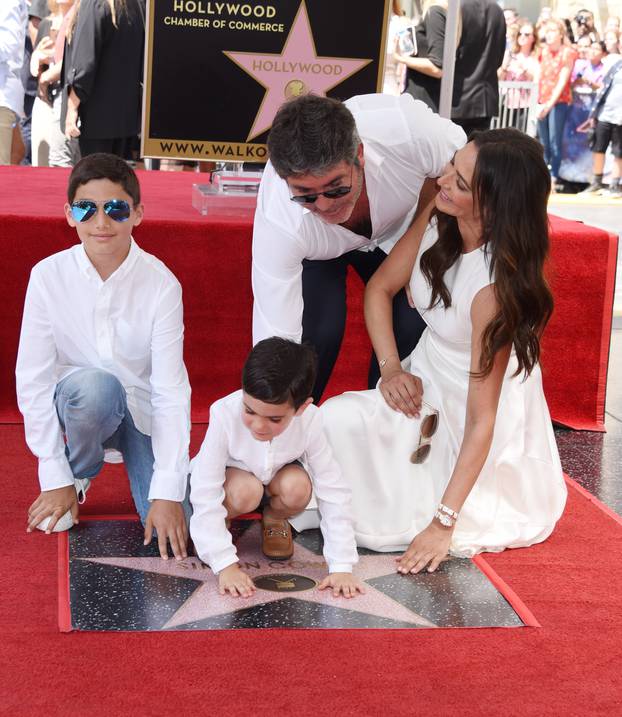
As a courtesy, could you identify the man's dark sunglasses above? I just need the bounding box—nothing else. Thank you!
[70,199,132,223]
[289,166,354,204]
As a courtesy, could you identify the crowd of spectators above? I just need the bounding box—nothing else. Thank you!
[3,0,622,196]
[386,3,622,195]
[1,0,145,169]
[502,6,622,195]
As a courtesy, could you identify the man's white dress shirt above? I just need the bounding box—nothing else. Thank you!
[189,390,358,575]
[252,93,466,344]
[16,240,191,502]
[0,0,27,116]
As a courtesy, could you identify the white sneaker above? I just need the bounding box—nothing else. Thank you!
[36,478,91,533]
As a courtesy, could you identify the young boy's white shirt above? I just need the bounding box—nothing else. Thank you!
[15,239,191,501]
[189,389,359,575]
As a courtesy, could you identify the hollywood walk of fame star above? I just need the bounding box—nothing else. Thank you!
[223,1,373,141]
[82,522,436,630]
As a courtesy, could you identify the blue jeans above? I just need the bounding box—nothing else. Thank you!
[537,102,569,179]
[54,368,189,525]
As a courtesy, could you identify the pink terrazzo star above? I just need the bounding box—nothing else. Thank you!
[223,1,372,140]
[84,523,435,629]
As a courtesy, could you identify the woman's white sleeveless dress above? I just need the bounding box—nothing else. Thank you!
[319,223,567,556]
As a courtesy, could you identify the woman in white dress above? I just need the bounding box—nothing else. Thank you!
[320,128,567,574]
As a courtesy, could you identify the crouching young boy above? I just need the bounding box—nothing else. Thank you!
[16,153,191,559]
[190,337,364,598]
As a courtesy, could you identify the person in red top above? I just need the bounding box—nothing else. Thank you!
[536,18,577,188]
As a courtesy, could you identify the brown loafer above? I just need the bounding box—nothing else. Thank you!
[261,509,293,560]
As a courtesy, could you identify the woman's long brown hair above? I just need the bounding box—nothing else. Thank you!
[419,128,554,379]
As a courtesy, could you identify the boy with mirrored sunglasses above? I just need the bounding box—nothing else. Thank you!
[16,153,191,560]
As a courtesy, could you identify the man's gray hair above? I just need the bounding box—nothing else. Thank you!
[267,94,361,178]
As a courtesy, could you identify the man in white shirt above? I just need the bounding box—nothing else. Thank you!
[16,153,191,560]
[253,93,466,401]
[0,0,27,164]
[190,337,362,599]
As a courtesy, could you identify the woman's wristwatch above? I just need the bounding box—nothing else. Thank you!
[433,503,459,528]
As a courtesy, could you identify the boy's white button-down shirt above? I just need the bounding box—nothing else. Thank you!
[16,240,191,502]
[189,390,358,575]
[252,92,466,344]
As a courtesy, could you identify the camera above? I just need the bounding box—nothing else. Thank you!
[575,13,591,26]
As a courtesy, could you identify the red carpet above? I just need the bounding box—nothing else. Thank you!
[1,424,621,715]
[0,166,617,430]
[1,164,620,712]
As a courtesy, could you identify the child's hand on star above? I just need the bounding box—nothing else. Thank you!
[318,572,366,598]
[218,563,256,598]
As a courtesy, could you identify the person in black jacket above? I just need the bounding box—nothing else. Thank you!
[395,1,448,112]
[451,0,506,135]
[62,0,145,159]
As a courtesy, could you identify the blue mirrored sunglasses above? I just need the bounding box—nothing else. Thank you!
[70,199,132,223]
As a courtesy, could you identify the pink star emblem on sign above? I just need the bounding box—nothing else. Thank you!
[223,0,373,141]
[84,523,435,629]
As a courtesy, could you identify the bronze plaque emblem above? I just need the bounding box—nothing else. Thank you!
[254,573,317,592]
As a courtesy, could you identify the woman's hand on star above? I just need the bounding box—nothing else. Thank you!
[395,521,452,574]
